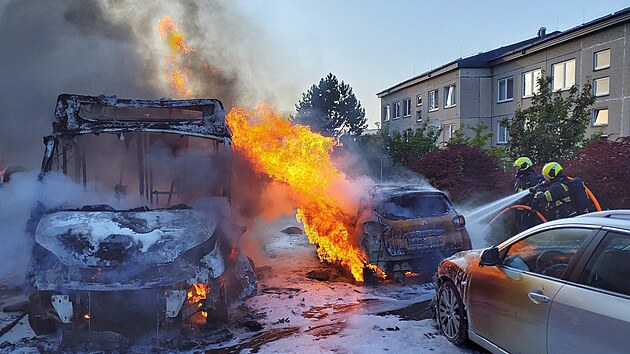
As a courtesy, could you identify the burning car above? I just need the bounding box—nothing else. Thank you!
[26,94,256,338]
[357,184,471,282]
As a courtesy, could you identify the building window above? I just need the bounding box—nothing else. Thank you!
[593,77,610,97]
[552,59,576,91]
[592,108,608,126]
[497,122,508,144]
[416,94,422,106]
[392,101,401,120]
[522,69,542,97]
[444,85,456,108]
[428,90,439,111]
[382,105,390,122]
[415,110,422,123]
[594,49,611,70]
[403,98,412,117]
[497,77,513,102]
[445,124,457,140]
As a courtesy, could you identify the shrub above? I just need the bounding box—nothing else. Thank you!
[408,143,512,203]
[563,137,630,210]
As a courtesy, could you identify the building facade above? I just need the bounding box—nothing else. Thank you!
[377,8,630,147]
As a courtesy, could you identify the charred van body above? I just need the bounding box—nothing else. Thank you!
[27,94,256,338]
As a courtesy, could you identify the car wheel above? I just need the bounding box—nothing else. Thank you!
[436,280,468,345]
[206,280,228,327]
[28,292,59,335]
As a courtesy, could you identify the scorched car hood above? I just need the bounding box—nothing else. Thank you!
[35,209,217,267]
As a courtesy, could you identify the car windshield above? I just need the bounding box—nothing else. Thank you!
[377,193,451,220]
[48,132,228,210]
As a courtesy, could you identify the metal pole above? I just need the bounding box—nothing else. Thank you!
[380,154,384,181]
[88,291,91,331]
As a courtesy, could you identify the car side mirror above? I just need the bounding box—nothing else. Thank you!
[480,246,500,266]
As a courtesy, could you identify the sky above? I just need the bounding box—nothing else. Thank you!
[234,0,630,128]
[1,0,629,169]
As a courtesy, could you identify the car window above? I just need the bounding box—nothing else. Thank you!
[378,194,450,220]
[578,232,630,296]
[502,228,592,278]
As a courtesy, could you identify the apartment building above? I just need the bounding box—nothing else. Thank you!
[377,7,630,147]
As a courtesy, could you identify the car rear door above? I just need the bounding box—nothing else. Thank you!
[468,227,595,353]
[547,230,630,353]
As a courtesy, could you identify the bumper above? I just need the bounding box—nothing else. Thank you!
[37,281,221,334]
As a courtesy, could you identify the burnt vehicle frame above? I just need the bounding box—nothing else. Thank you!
[27,94,255,338]
[357,184,472,283]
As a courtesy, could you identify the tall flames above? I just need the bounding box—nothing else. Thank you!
[157,16,192,98]
[227,106,369,281]
[156,18,372,281]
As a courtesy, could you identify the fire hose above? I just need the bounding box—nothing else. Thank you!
[488,177,602,227]
[567,177,602,212]
[488,205,547,226]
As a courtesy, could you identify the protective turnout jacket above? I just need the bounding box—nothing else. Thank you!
[515,169,543,192]
[515,168,543,207]
[541,177,578,219]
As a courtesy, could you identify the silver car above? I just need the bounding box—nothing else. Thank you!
[434,211,630,353]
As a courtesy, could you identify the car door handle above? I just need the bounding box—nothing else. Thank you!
[528,291,550,304]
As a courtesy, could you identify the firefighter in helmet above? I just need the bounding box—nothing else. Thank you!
[532,162,579,220]
[513,157,544,231]
[514,157,543,193]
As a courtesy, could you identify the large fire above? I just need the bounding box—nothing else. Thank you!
[156,18,373,282]
[157,16,192,98]
[227,106,369,281]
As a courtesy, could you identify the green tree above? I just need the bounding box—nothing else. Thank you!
[504,74,596,163]
[448,122,493,149]
[383,122,441,165]
[293,73,367,137]
[449,122,512,168]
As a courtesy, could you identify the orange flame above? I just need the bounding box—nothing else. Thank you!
[155,17,376,282]
[227,105,369,281]
[157,16,192,98]
[187,283,208,318]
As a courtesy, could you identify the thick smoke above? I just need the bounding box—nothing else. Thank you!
[0,0,156,169]
[0,0,300,284]
[0,170,149,286]
[0,172,37,286]
[0,0,293,170]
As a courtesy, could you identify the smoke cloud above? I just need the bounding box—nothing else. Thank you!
[0,169,150,286]
[0,0,380,286]
[0,0,295,170]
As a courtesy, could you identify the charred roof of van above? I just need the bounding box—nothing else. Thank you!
[52,94,230,141]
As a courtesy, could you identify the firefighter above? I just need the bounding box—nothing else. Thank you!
[532,162,579,220]
[513,157,544,232]
[514,157,543,193]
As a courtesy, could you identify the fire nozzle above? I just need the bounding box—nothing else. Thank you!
[528,180,548,195]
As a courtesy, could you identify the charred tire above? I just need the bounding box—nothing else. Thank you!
[28,292,59,335]
[436,280,468,345]
[363,267,379,286]
[206,281,228,326]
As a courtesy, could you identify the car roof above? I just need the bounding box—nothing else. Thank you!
[498,211,630,249]
[576,210,630,221]
[372,183,443,196]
